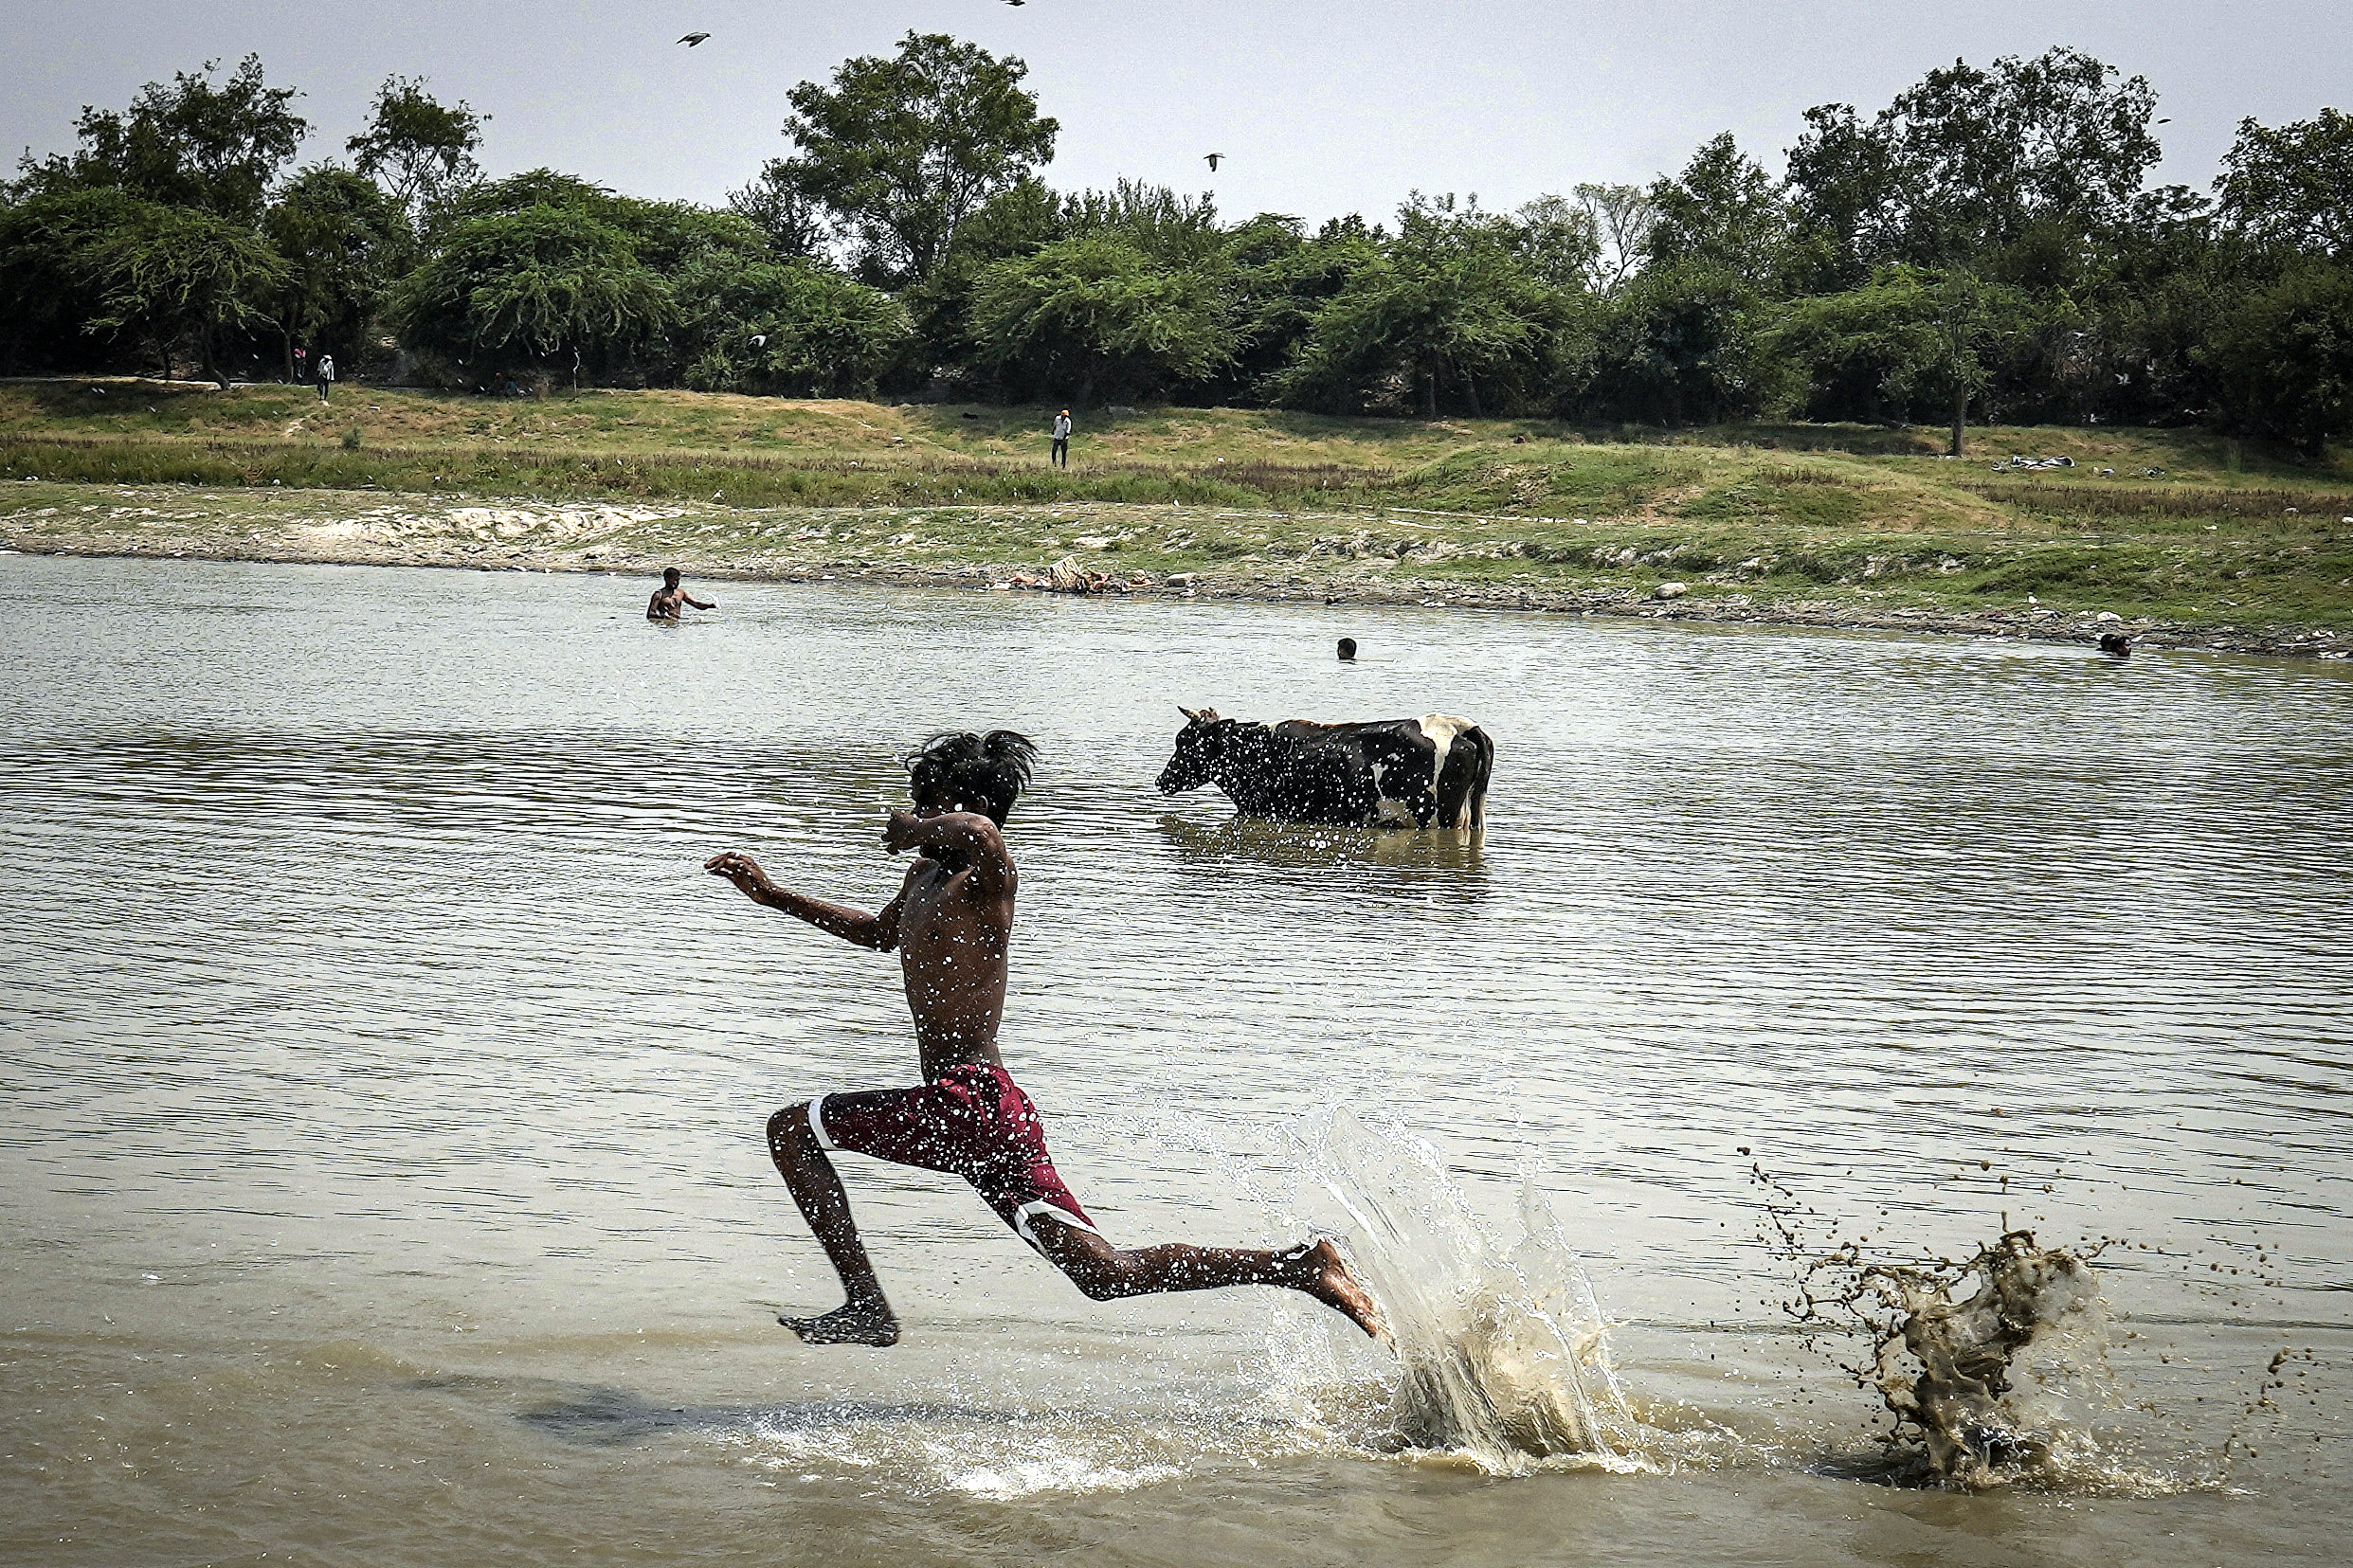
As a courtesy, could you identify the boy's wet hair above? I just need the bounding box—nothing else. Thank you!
[903,730,1038,826]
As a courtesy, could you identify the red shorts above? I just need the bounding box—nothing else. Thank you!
[806,1062,1099,1253]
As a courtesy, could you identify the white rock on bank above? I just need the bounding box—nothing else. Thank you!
[1654,582,1689,600]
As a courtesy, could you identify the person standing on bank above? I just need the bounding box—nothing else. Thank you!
[1050,408,1072,469]
[316,352,335,404]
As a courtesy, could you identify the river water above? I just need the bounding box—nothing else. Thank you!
[2,553,2347,1567]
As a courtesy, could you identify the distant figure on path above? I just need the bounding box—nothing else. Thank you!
[647,567,716,622]
[1050,408,1072,469]
[704,730,1384,1347]
[1337,638,1357,661]
[315,353,335,404]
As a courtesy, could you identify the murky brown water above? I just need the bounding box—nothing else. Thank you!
[3,553,2348,1566]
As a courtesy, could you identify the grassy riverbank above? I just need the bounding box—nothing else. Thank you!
[4,380,2350,653]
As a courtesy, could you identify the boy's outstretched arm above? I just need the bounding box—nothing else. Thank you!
[705,851,904,950]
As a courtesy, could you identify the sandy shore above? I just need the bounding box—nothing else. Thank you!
[4,482,2344,660]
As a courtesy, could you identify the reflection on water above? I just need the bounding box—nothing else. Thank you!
[1156,812,1490,878]
[1,554,2349,1566]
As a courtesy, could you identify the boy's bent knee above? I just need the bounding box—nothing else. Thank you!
[1044,1231,1129,1301]
[766,1104,820,1163]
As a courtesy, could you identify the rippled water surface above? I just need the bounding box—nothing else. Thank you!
[4,554,2349,1566]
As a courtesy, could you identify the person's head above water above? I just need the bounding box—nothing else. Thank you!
[662,567,682,587]
[902,730,1039,826]
[1337,638,1357,661]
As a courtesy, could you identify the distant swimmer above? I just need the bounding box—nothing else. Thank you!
[647,567,715,622]
[1337,637,1357,661]
[705,730,1385,1347]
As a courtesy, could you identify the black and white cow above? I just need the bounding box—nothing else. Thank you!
[1155,708,1493,829]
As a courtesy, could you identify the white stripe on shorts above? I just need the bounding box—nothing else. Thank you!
[805,1096,838,1150]
[1013,1199,1102,1253]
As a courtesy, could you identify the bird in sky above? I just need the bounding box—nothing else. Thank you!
[1204,153,1225,172]
[679,32,711,46]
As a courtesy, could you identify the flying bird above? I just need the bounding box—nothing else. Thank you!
[1204,153,1224,172]
[679,31,711,46]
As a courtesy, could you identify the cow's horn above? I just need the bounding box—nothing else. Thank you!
[1179,705,1199,722]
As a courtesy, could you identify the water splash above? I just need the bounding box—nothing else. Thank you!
[1281,1110,1643,1470]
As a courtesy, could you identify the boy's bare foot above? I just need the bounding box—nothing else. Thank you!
[779,1302,901,1346]
[1286,1237,1387,1342]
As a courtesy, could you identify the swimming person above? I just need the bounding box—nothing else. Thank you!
[703,730,1385,1347]
[1050,408,1071,468]
[646,568,715,622]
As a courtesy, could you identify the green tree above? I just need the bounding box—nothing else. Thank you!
[0,188,148,372]
[726,162,827,260]
[1646,134,1788,287]
[390,203,669,387]
[2214,108,2353,261]
[675,253,911,397]
[82,203,290,384]
[263,166,403,378]
[1764,265,2033,443]
[1786,48,2162,275]
[346,75,486,225]
[1765,268,1948,424]
[970,231,1236,403]
[1571,183,1654,294]
[1573,262,1768,425]
[771,31,1059,286]
[1279,195,1569,417]
[11,55,307,224]
[2205,261,2353,457]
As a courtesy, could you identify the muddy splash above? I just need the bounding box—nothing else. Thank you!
[1856,1231,2110,1485]
[1754,1167,2120,1487]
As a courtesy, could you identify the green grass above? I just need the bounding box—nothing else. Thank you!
[4,378,2349,636]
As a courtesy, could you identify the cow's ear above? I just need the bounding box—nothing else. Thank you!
[1200,707,1219,721]
[1179,706,1199,722]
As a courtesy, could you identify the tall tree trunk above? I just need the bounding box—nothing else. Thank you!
[1950,380,1966,459]
[1421,367,1438,420]
[1462,369,1483,419]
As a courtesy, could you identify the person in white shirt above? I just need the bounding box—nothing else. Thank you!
[316,353,336,404]
[1050,409,1071,468]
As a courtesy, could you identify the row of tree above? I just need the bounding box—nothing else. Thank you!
[3,39,2348,453]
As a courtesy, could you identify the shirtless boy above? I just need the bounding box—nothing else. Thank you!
[704,730,1383,1346]
[647,568,715,622]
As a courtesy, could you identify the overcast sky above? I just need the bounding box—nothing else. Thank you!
[5,0,2346,225]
